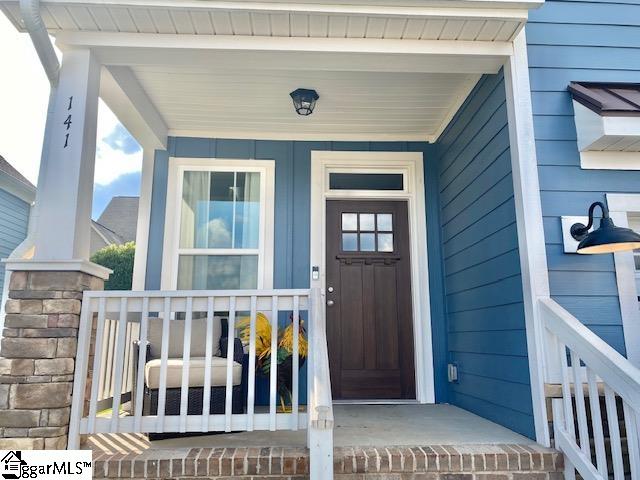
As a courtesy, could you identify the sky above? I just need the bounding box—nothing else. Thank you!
[0,13,142,219]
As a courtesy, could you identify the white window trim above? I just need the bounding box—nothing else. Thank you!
[310,150,434,405]
[605,193,640,367]
[161,157,275,291]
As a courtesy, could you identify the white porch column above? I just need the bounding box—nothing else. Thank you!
[33,48,100,262]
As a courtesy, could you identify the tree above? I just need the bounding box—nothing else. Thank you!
[90,242,135,290]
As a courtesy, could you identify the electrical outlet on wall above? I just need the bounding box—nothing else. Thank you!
[447,363,459,383]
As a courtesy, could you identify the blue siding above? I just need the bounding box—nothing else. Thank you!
[0,189,30,292]
[436,71,535,439]
[144,138,449,402]
[527,0,640,355]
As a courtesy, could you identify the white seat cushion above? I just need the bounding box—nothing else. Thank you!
[144,356,242,389]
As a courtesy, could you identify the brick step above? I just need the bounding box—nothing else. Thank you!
[92,443,563,479]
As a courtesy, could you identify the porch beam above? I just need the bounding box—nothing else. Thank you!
[56,32,514,57]
[100,66,168,150]
[33,48,100,262]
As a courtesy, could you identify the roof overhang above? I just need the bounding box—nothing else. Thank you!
[1,0,543,143]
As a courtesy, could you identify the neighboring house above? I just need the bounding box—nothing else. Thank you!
[90,196,139,255]
[0,1,639,478]
[0,155,34,294]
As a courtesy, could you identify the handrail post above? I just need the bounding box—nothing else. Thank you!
[308,287,334,479]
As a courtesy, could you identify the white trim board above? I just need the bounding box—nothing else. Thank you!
[309,150,435,405]
[160,157,275,291]
[606,193,640,368]
[503,29,551,447]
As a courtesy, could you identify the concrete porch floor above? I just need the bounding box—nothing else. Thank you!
[85,404,536,454]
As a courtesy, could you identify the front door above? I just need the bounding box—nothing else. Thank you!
[326,200,415,400]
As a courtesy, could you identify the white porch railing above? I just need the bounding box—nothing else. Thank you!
[541,297,640,480]
[69,288,334,478]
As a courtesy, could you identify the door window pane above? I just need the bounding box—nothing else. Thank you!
[329,173,403,190]
[342,213,357,231]
[378,233,394,252]
[342,233,358,251]
[377,214,393,232]
[177,255,258,290]
[359,214,375,231]
[360,233,375,251]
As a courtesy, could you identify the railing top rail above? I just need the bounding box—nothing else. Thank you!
[83,288,313,298]
[540,297,640,412]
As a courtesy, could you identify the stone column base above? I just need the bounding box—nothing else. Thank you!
[0,271,104,449]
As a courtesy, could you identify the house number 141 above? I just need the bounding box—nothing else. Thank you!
[63,96,73,148]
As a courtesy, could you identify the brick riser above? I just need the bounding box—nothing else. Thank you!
[92,444,563,479]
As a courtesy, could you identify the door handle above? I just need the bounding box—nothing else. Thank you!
[327,300,335,307]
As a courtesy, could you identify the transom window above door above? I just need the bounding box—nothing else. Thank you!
[171,161,274,291]
[341,212,394,252]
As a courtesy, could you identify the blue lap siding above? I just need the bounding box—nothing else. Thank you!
[527,0,640,356]
[0,189,30,292]
[435,71,534,439]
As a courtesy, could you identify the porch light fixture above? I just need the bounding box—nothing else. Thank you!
[570,201,640,254]
[290,88,319,116]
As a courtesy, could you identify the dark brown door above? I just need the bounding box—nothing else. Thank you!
[326,200,415,400]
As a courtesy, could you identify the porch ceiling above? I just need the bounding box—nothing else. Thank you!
[127,66,479,141]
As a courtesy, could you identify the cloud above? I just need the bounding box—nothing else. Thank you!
[93,171,141,219]
[102,124,141,155]
[94,100,143,185]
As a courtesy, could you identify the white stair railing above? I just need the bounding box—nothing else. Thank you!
[69,288,322,448]
[541,297,640,480]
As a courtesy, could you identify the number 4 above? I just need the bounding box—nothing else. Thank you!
[64,115,72,130]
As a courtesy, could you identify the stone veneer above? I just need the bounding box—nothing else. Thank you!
[0,270,104,450]
[91,444,563,479]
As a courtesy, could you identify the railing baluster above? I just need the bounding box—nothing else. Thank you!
[110,297,129,433]
[586,368,607,477]
[134,297,149,432]
[269,295,279,431]
[604,386,624,480]
[292,295,300,431]
[570,351,590,458]
[157,296,171,433]
[247,295,257,431]
[559,342,576,440]
[103,319,116,401]
[202,296,214,432]
[180,297,193,432]
[87,297,106,433]
[224,296,236,432]
[623,401,640,480]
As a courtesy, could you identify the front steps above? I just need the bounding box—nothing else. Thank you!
[92,444,563,479]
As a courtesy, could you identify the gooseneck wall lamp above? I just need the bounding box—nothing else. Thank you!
[571,201,640,254]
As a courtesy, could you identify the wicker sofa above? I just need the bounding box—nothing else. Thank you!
[134,316,246,440]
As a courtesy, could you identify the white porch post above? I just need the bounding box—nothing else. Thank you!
[33,48,101,262]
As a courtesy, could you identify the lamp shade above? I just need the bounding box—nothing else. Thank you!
[290,88,319,116]
[575,217,640,254]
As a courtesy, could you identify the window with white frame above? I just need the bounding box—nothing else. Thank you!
[173,164,272,290]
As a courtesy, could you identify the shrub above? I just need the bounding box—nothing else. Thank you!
[91,242,135,290]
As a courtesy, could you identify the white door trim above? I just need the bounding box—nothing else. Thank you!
[309,150,435,404]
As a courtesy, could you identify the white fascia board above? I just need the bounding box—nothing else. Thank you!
[100,66,168,150]
[0,175,36,205]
